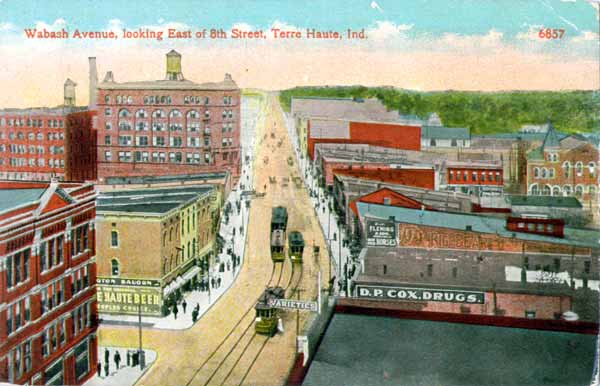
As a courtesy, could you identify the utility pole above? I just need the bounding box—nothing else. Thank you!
[295,288,304,353]
[138,304,144,369]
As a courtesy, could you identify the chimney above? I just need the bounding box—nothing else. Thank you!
[63,78,77,107]
[224,73,232,81]
[165,50,184,81]
[103,71,114,82]
[88,57,98,107]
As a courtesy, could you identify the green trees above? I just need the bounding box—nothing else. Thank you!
[279,87,597,135]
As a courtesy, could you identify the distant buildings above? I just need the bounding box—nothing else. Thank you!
[0,180,98,385]
[0,77,88,181]
[95,185,222,316]
[420,125,470,149]
[526,123,598,216]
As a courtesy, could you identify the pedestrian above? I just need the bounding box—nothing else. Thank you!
[192,308,198,323]
[127,351,131,366]
[211,278,215,288]
[173,304,179,320]
[217,277,222,287]
[104,361,109,377]
[227,262,231,271]
[114,350,121,370]
[195,303,200,312]
[182,300,187,314]
[97,362,102,377]
[104,348,109,365]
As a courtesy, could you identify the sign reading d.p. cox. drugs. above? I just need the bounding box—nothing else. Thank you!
[366,219,397,247]
[357,285,485,304]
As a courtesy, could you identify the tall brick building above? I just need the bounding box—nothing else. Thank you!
[0,180,98,385]
[95,51,241,183]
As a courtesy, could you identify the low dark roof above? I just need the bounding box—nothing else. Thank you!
[103,172,227,185]
[288,231,304,246]
[508,195,582,208]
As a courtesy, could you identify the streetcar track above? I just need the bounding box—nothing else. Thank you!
[184,262,283,386]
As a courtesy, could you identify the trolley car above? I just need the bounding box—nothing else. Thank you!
[270,207,288,262]
[271,229,285,262]
[255,286,285,336]
[288,231,305,263]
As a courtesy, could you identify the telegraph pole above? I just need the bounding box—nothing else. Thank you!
[138,304,144,369]
[295,288,304,353]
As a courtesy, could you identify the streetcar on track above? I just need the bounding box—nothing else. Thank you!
[255,286,285,336]
[288,231,304,264]
[270,207,288,262]
[271,229,285,262]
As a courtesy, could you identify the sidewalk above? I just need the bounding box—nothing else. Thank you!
[99,96,260,330]
[84,346,157,386]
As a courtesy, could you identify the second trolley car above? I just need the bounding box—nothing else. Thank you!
[271,229,285,262]
[288,231,304,264]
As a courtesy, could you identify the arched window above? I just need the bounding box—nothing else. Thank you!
[563,185,572,196]
[187,110,199,119]
[111,230,119,247]
[575,185,584,197]
[548,168,555,178]
[589,185,597,196]
[534,167,539,178]
[118,108,131,118]
[169,109,182,118]
[562,162,571,177]
[552,154,558,162]
[136,109,147,119]
[542,185,551,196]
[541,168,547,179]
[111,259,120,276]
[589,162,596,176]
[530,184,539,195]
[576,162,583,176]
[152,109,165,119]
[187,241,191,259]
[552,186,561,196]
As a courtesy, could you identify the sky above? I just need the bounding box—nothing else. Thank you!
[0,0,598,107]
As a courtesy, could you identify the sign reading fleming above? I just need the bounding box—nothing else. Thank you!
[366,219,397,247]
[357,285,485,304]
[268,298,318,312]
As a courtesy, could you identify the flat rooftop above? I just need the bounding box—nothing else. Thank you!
[303,314,597,386]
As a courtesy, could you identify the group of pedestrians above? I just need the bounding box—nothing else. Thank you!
[96,348,123,378]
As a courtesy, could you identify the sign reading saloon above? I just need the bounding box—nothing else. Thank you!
[357,285,485,304]
[366,220,397,247]
[97,277,162,316]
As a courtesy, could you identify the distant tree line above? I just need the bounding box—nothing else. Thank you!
[279,86,599,134]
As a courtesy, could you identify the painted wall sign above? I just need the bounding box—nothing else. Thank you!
[356,285,485,304]
[268,298,318,312]
[97,281,163,315]
[366,219,397,247]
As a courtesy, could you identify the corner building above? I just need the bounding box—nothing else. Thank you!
[95,50,241,184]
[0,180,98,385]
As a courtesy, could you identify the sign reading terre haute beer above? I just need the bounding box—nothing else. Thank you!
[357,285,485,304]
[97,276,163,315]
[366,219,397,247]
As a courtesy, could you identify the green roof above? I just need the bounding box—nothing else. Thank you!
[357,201,598,248]
[541,122,561,149]
[421,126,470,140]
[507,195,582,209]
[527,146,544,161]
[288,231,304,246]
[272,206,288,224]
[0,188,45,213]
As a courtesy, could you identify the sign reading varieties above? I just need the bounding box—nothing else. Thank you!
[357,285,485,304]
[366,219,397,247]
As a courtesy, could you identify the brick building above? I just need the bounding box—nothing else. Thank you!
[444,160,504,196]
[353,201,600,320]
[526,124,598,215]
[0,180,98,385]
[65,110,97,182]
[95,50,241,183]
[95,185,222,316]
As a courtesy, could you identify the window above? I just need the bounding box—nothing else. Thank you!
[589,162,596,176]
[136,109,147,118]
[449,171,454,181]
[383,264,387,275]
[427,264,433,277]
[589,185,597,196]
[75,339,89,380]
[430,139,436,147]
[542,185,551,196]
[576,162,583,176]
[533,167,539,178]
[530,184,539,195]
[153,136,166,146]
[563,185,572,196]
[5,248,30,289]
[111,259,120,276]
[170,137,183,147]
[525,311,536,319]
[111,230,119,247]
[563,161,571,177]
[105,108,112,116]
[118,135,132,145]
[104,135,111,145]
[136,136,149,146]
[104,151,112,161]
[45,359,63,385]
[575,185,584,197]
[548,168,555,178]
[552,186,561,196]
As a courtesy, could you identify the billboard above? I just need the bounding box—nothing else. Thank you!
[366,219,397,247]
[356,285,485,304]
[97,277,163,316]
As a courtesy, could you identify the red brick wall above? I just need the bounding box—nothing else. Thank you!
[307,120,421,159]
[448,167,503,186]
[65,111,97,181]
[334,167,435,190]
